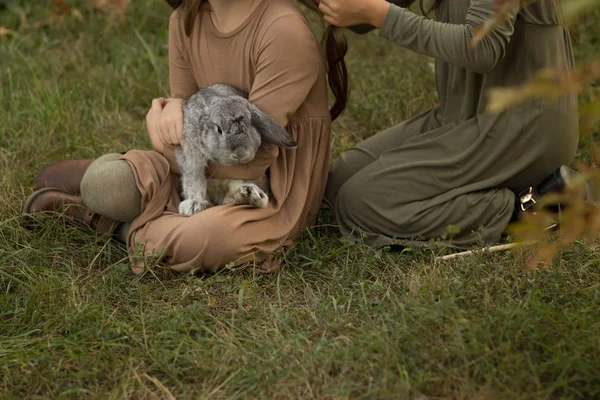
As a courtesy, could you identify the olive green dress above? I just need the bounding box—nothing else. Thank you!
[325,0,578,247]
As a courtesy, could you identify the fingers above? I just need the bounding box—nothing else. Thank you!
[157,117,174,146]
[318,1,342,26]
[147,98,161,122]
[151,97,166,110]
[176,119,184,146]
[146,99,162,146]
[151,98,170,145]
[319,0,374,28]
[146,98,163,124]
[164,98,185,145]
[318,0,336,16]
[323,14,338,26]
[168,122,180,147]
[150,98,184,147]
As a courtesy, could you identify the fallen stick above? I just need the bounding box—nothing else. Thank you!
[435,241,538,261]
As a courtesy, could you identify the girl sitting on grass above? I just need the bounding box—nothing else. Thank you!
[24,0,346,274]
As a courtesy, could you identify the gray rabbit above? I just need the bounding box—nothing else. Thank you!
[175,84,296,216]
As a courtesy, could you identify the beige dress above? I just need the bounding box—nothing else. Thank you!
[120,0,331,274]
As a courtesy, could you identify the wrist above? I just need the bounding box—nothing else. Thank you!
[368,0,391,29]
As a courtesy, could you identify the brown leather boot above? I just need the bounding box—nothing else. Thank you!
[33,159,96,195]
[23,188,119,235]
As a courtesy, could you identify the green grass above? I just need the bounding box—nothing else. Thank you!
[1,1,600,398]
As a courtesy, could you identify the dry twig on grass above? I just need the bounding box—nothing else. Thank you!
[435,241,538,261]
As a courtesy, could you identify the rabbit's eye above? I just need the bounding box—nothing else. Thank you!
[217,126,223,135]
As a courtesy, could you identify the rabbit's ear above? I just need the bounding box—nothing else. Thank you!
[249,104,297,149]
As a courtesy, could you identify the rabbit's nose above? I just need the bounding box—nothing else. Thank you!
[233,148,251,162]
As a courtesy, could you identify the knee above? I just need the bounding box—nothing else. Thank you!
[81,157,141,222]
[333,177,370,229]
[92,152,123,164]
[325,156,355,208]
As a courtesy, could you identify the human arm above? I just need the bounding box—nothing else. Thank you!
[346,0,414,34]
[168,10,199,100]
[145,98,182,174]
[145,11,201,174]
[320,0,519,74]
[248,14,322,126]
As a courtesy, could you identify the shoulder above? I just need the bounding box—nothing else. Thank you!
[255,0,318,45]
[168,7,186,37]
[169,6,183,24]
[252,0,322,70]
[258,0,310,25]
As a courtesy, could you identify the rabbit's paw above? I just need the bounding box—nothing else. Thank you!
[179,199,212,216]
[239,184,269,208]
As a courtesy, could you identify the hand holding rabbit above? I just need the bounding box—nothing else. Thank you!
[157,98,185,146]
[146,97,184,147]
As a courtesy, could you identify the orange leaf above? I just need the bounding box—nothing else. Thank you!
[0,27,14,37]
[51,0,84,21]
[93,0,131,15]
[586,208,600,245]
[51,0,73,14]
[526,243,557,271]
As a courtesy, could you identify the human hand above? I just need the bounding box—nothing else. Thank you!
[319,0,391,29]
[146,97,184,148]
[146,97,166,151]
[157,98,184,146]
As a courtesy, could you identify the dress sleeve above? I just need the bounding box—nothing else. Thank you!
[168,11,199,99]
[248,13,322,126]
[151,11,199,176]
[208,13,323,180]
[379,1,519,74]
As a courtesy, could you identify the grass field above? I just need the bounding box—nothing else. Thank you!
[1,1,600,398]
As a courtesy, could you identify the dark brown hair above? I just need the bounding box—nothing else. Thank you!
[165,0,348,121]
[296,0,348,121]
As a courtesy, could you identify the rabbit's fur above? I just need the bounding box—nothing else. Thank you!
[176,84,296,216]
